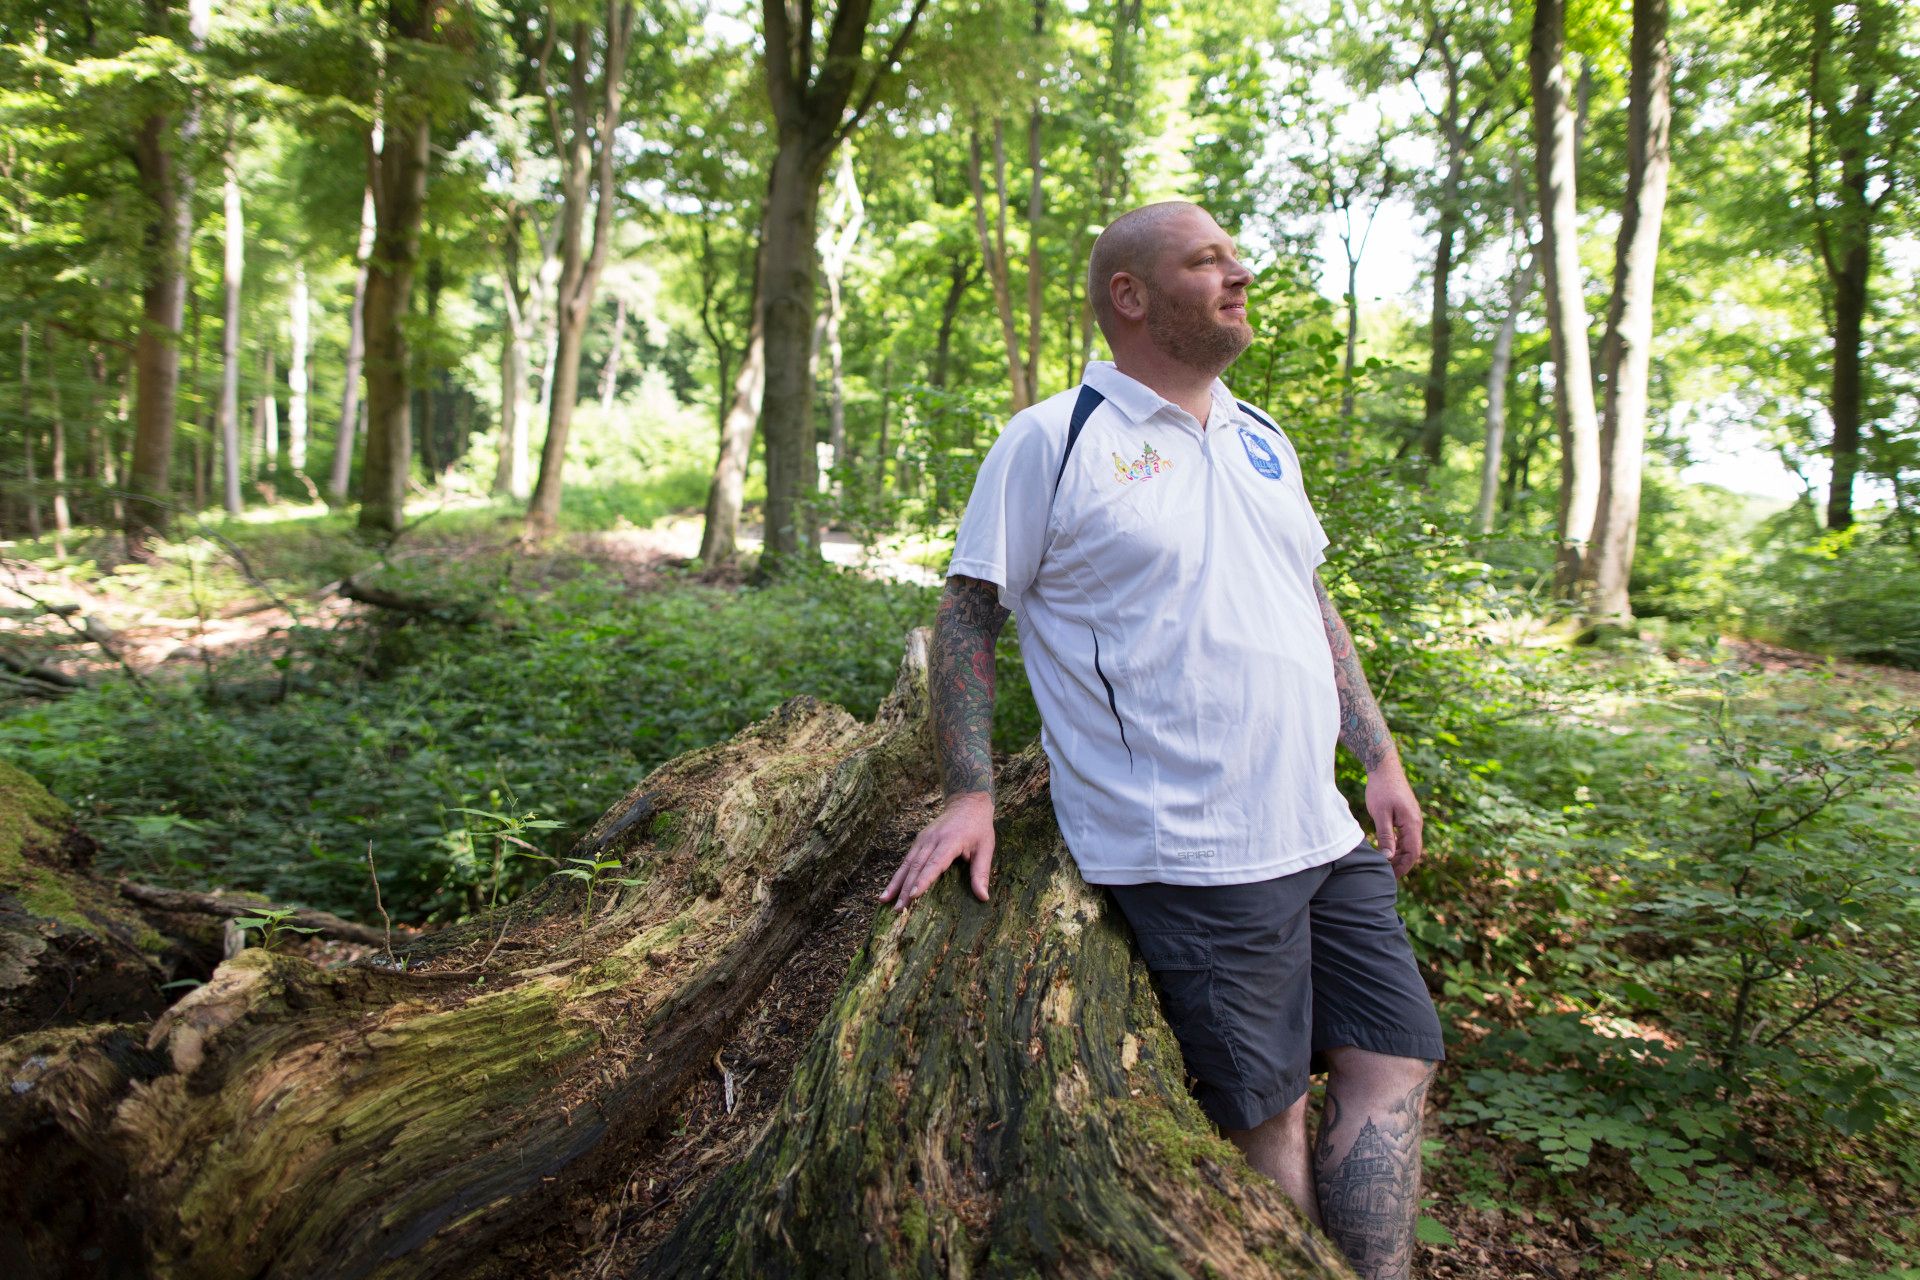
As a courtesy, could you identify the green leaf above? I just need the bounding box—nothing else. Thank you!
[1415,1216,1455,1246]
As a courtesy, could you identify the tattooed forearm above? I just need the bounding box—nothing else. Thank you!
[1314,1069,1434,1280]
[931,575,1011,798]
[1314,574,1398,774]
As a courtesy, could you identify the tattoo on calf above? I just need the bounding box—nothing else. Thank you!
[1314,576,1395,773]
[1313,1073,1433,1280]
[931,577,1010,798]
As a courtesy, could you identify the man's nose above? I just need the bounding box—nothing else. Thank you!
[1226,258,1253,289]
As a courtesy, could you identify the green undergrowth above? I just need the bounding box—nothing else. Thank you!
[0,557,938,923]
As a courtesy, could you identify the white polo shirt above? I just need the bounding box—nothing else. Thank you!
[948,360,1364,886]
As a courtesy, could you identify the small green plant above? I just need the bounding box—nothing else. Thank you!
[554,855,648,927]
[230,906,322,951]
[448,807,567,907]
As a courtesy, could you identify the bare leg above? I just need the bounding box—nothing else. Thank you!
[1223,1092,1323,1229]
[1313,1047,1436,1280]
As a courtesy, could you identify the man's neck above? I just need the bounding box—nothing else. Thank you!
[1111,352,1221,428]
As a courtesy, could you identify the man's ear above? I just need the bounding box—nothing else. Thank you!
[1110,271,1147,324]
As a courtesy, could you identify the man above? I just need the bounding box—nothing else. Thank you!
[879,201,1445,1280]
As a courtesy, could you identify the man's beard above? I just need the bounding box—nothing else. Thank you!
[1144,285,1252,373]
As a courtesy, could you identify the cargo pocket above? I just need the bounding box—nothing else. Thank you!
[1134,931,1241,1094]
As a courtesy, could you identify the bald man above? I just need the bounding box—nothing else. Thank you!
[882,202,1445,1280]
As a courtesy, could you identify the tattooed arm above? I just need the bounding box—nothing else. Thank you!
[1314,573,1424,876]
[880,575,1009,910]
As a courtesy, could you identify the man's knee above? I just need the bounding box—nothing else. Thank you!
[1324,1045,1438,1096]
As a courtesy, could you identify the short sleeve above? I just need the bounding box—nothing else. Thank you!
[948,413,1059,612]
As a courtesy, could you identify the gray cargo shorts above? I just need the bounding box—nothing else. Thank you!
[1107,838,1446,1131]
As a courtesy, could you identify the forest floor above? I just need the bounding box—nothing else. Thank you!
[5,506,1917,1279]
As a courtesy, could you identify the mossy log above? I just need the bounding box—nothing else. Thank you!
[4,634,1348,1280]
[0,762,201,1039]
[640,745,1352,1280]
[2,634,936,1279]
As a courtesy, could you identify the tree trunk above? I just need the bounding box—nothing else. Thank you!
[18,323,39,539]
[3,637,1352,1280]
[288,266,310,474]
[47,331,69,555]
[330,148,379,503]
[1826,242,1868,532]
[525,4,638,540]
[1530,0,1603,596]
[816,153,864,496]
[1024,103,1045,403]
[1588,0,1672,624]
[599,294,627,416]
[259,347,279,475]
[969,123,1031,412]
[644,740,1351,1279]
[125,0,210,550]
[699,284,765,566]
[759,134,831,563]
[2,637,934,1279]
[1416,158,1462,480]
[494,282,530,498]
[930,249,974,390]
[417,258,443,477]
[357,16,434,538]
[217,155,244,515]
[1476,253,1536,536]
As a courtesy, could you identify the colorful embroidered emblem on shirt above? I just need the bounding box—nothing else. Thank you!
[1112,443,1173,484]
[1238,426,1285,480]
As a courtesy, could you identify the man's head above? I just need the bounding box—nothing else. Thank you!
[1087,202,1255,377]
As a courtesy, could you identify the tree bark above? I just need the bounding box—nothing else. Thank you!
[1588,0,1673,624]
[969,123,1031,412]
[259,347,279,476]
[18,323,39,539]
[599,294,627,416]
[357,7,436,538]
[699,284,765,567]
[930,248,976,391]
[642,744,1351,1280]
[816,152,864,494]
[217,154,244,514]
[125,0,212,549]
[288,266,310,474]
[1476,252,1536,537]
[1529,0,1603,595]
[1,636,936,1279]
[330,144,379,503]
[756,0,930,568]
[525,3,638,539]
[47,330,69,555]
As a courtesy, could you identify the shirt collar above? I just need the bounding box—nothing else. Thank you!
[1082,361,1238,428]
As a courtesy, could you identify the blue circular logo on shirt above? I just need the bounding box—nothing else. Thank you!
[1239,427,1284,480]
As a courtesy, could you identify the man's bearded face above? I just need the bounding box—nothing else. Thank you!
[1142,271,1254,373]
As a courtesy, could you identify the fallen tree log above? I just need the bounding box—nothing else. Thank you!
[115,881,395,950]
[2,633,937,1279]
[2,633,1349,1280]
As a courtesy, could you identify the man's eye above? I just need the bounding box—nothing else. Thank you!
[1198,255,1216,265]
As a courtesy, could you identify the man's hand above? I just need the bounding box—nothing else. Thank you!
[1365,761,1424,878]
[881,791,995,910]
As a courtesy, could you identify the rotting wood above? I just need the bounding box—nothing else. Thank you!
[115,882,393,949]
[1,631,934,1280]
[639,744,1354,1280]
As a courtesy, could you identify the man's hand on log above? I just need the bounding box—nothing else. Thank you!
[881,791,995,910]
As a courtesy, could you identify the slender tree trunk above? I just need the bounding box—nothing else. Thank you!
[216,152,244,515]
[357,23,433,537]
[1477,254,1536,536]
[1826,243,1868,531]
[1588,0,1672,622]
[330,127,380,503]
[969,125,1031,411]
[1530,0,1603,595]
[1023,102,1044,401]
[417,257,443,477]
[288,267,310,474]
[931,250,974,390]
[526,5,638,539]
[1341,252,1360,428]
[699,298,765,566]
[125,0,211,549]
[494,279,530,499]
[1417,156,1463,480]
[598,294,626,415]
[47,333,66,555]
[19,324,40,539]
[259,347,278,475]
